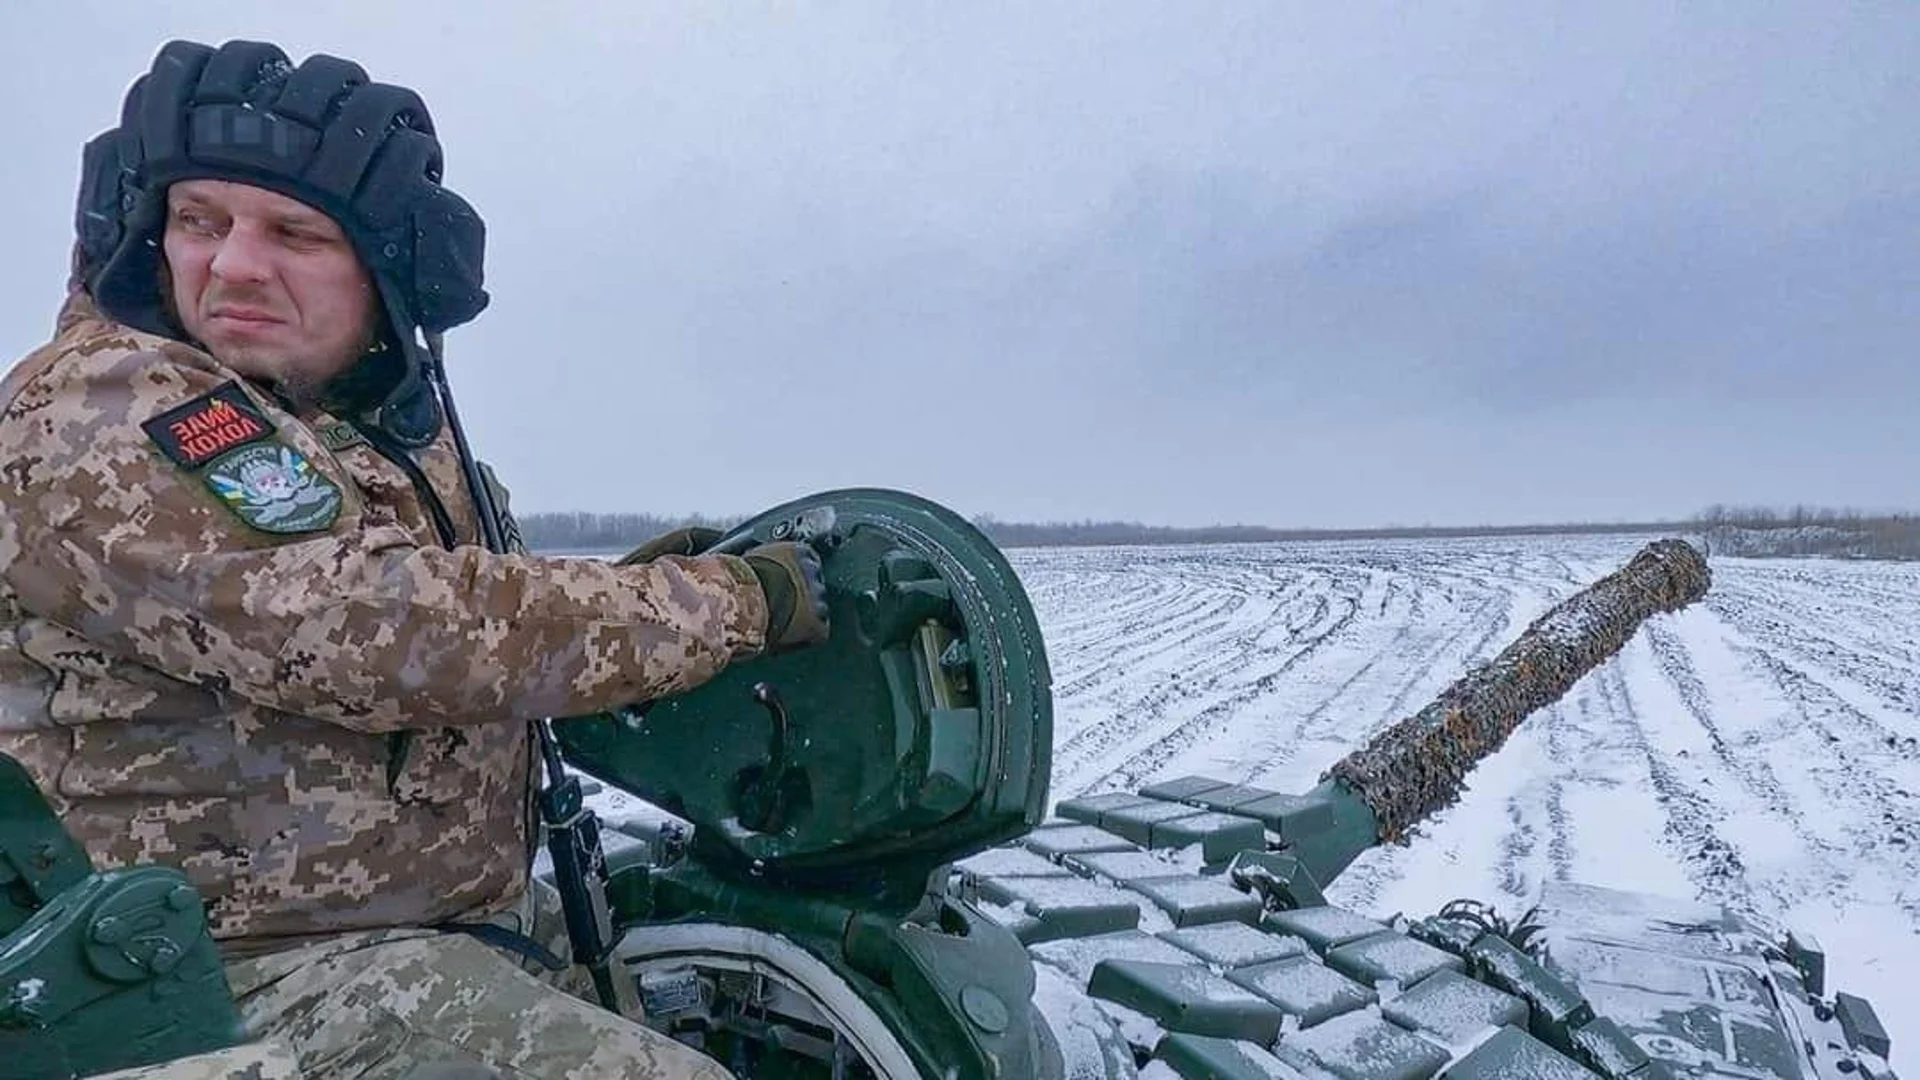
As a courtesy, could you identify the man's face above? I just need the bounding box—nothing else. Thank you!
[162,179,378,399]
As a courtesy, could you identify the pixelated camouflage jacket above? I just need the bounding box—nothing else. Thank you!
[0,290,769,953]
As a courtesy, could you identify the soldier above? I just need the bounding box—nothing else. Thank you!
[0,39,831,1080]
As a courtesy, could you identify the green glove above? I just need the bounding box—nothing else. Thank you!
[616,526,724,565]
[744,542,831,652]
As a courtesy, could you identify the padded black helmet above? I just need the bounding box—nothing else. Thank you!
[75,40,488,441]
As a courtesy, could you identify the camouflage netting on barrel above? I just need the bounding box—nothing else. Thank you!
[1322,538,1711,843]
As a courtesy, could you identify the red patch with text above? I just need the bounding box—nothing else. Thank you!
[142,382,275,469]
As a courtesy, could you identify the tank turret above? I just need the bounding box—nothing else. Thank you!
[0,491,1896,1080]
[997,537,1889,1079]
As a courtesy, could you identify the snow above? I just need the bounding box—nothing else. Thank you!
[1010,534,1919,1071]
[1276,1006,1445,1075]
[1092,996,1165,1057]
[1380,970,1520,1046]
[1030,962,1139,1080]
[1167,965,1268,1005]
[1030,929,1197,987]
[954,846,1071,879]
[1231,956,1370,1016]
[1332,933,1455,985]
[1268,906,1388,948]
[1161,922,1306,968]
[1069,849,1194,884]
[1133,876,1259,918]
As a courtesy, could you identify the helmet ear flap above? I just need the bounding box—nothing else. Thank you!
[89,188,175,338]
[409,185,489,333]
[75,126,136,286]
[361,275,443,448]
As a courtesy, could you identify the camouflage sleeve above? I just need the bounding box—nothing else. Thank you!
[0,344,769,733]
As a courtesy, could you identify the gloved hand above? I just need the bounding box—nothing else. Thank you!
[616,526,724,565]
[744,542,831,652]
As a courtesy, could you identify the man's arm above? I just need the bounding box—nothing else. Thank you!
[0,347,768,733]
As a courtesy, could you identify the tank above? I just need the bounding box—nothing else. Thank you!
[0,489,1898,1079]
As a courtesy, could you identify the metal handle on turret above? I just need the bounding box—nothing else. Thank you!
[736,682,797,834]
[704,506,841,556]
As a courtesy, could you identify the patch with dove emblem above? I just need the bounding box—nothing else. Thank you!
[202,441,343,534]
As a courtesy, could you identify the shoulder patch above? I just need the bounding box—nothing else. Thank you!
[142,382,275,469]
[317,419,367,452]
[203,442,343,534]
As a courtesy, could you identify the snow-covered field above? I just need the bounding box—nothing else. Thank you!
[1008,535,1918,1067]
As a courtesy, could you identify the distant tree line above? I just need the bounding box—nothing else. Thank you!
[514,509,1684,553]
[516,510,739,554]
[1688,505,1920,560]
[514,505,1920,561]
[962,515,1681,547]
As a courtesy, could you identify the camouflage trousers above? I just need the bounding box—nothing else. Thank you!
[221,884,733,1080]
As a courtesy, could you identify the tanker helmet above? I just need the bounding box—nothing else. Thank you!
[75,39,488,442]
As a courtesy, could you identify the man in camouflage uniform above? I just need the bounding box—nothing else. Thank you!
[0,39,831,1079]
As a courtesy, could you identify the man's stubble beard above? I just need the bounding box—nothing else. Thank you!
[202,339,339,414]
[264,365,335,415]
[160,267,384,415]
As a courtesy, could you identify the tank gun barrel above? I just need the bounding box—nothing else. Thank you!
[1288,538,1711,884]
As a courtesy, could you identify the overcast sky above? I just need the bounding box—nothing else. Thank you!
[3,4,1914,527]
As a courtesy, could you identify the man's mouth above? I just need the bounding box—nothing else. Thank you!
[209,307,284,325]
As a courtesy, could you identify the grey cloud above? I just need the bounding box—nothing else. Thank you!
[1,3,1914,527]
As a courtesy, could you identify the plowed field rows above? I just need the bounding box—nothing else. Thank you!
[1012,535,1919,1062]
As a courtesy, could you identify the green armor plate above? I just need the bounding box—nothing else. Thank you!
[555,487,1054,890]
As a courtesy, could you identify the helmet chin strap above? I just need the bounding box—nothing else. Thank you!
[417,330,504,554]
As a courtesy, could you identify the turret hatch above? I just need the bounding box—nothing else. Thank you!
[554,488,1053,888]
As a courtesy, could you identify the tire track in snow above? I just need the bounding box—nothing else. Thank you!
[1639,621,1873,924]
[1728,642,1920,925]
[1592,661,1754,910]
[1700,567,1920,925]
[1049,587,1245,701]
[1024,537,1920,960]
[1061,568,1370,796]
[1052,557,1336,787]
[1645,623,1832,831]
[1483,566,1596,905]
[1707,589,1919,717]
[1037,558,1293,769]
[1478,553,1646,907]
[1047,570,1332,787]
[1246,561,1515,789]
[1236,564,1442,785]
[1371,576,1518,731]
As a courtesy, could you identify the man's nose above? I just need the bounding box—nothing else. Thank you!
[207,226,273,284]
